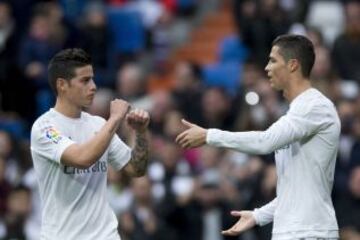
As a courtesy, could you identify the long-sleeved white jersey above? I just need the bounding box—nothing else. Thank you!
[206,88,340,240]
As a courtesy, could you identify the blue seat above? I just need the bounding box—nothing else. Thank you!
[107,7,145,54]
[177,0,197,9]
[59,0,86,22]
[36,89,55,117]
[218,35,248,63]
[0,119,26,140]
[202,62,242,96]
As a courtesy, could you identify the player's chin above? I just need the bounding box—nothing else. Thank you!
[83,99,94,108]
[270,82,281,91]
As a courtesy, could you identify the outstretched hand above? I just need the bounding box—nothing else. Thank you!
[175,119,207,149]
[221,211,256,236]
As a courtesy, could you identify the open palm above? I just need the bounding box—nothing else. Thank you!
[222,211,256,236]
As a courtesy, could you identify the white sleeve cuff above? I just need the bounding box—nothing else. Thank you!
[56,139,76,164]
[253,207,274,226]
[206,128,221,145]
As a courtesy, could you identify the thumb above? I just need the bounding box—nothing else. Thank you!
[181,119,195,128]
[231,211,242,217]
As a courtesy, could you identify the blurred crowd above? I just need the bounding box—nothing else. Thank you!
[0,0,360,239]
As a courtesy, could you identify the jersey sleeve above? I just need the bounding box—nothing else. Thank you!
[253,197,278,226]
[107,134,131,171]
[30,124,75,164]
[206,103,332,155]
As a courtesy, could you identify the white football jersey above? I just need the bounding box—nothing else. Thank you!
[207,88,340,239]
[31,109,131,240]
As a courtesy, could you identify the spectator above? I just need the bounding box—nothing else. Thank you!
[332,0,360,83]
[1,185,32,239]
[335,166,360,240]
[172,61,204,125]
[119,176,175,240]
[0,157,12,217]
[79,2,113,86]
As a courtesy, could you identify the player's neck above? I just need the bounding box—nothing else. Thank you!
[54,98,82,119]
[283,78,312,102]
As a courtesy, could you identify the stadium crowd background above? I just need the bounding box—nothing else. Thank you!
[0,0,360,239]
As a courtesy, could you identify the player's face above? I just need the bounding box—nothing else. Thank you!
[265,46,289,91]
[65,65,97,108]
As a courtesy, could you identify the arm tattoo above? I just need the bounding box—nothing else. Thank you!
[129,131,149,176]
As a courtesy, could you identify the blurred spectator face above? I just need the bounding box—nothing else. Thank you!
[85,4,106,28]
[163,110,184,138]
[197,186,220,208]
[337,100,355,134]
[43,2,63,25]
[312,47,331,79]
[349,167,360,199]
[241,0,257,18]
[7,188,31,217]
[242,62,264,89]
[174,62,195,91]
[199,146,220,169]
[159,140,181,170]
[260,0,278,14]
[256,79,279,114]
[131,177,152,204]
[196,171,221,208]
[116,64,144,99]
[30,15,51,41]
[0,157,5,182]
[352,113,360,138]
[87,11,106,27]
[202,88,230,119]
[0,131,12,158]
[88,88,114,118]
[156,8,172,26]
[345,1,360,37]
[150,91,174,122]
[306,28,324,48]
[0,3,11,28]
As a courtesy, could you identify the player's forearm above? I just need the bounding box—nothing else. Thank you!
[253,197,277,226]
[61,117,121,168]
[206,114,304,154]
[128,130,149,176]
[206,129,275,154]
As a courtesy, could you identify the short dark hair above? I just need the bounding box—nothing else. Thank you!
[48,48,92,95]
[272,34,315,78]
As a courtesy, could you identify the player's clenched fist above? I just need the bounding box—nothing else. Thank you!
[126,108,150,133]
[110,99,130,121]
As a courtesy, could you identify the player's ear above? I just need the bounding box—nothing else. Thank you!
[288,59,299,73]
[57,78,68,93]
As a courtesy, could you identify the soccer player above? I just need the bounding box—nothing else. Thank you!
[176,35,340,240]
[30,48,150,240]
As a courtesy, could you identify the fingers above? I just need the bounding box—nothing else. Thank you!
[176,119,199,148]
[175,130,187,145]
[181,119,195,128]
[231,211,242,217]
[127,108,149,123]
[126,109,150,132]
[175,131,191,149]
[221,222,242,236]
[221,229,238,236]
[221,211,244,236]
